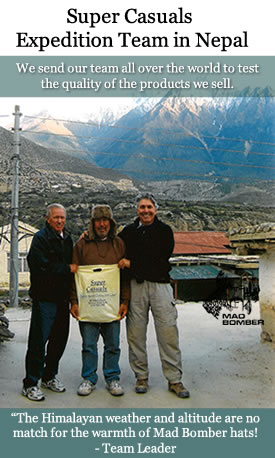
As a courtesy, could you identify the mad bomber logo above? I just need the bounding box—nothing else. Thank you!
[202,299,264,326]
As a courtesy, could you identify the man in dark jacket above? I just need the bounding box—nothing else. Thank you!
[22,203,77,401]
[119,194,189,398]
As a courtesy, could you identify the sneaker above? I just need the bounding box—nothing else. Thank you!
[0,326,15,340]
[22,386,45,401]
[135,378,148,394]
[0,315,9,327]
[41,377,66,393]
[106,380,124,396]
[168,382,190,398]
[77,379,96,396]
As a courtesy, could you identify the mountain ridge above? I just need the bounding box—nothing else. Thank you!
[1,96,274,209]
[16,96,275,183]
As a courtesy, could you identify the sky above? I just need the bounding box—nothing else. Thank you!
[0,98,140,126]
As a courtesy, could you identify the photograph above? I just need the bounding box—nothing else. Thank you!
[0,95,274,410]
[0,0,274,456]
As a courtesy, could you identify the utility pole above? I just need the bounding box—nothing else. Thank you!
[9,105,21,307]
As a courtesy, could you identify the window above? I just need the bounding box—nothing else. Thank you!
[7,252,29,273]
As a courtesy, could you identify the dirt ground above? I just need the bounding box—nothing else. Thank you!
[0,300,274,409]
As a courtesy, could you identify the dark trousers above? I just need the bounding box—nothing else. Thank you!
[23,300,70,388]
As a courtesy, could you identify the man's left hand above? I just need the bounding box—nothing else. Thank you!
[119,302,128,320]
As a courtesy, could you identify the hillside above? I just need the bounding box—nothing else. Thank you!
[0,126,129,182]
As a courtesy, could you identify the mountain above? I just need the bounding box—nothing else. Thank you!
[2,96,274,208]
[17,96,275,184]
[0,123,141,216]
[92,96,275,182]
[19,98,161,161]
[0,125,130,182]
[1,122,274,237]
[0,125,138,237]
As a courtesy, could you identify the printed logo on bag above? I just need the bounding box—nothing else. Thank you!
[86,280,107,293]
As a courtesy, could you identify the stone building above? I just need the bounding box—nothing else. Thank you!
[229,223,275,343]
[170,231,258,302]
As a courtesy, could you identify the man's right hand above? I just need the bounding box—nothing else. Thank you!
[118,258,131,269]
[79,230,88,241]
[70,264,78,273]
[70,303,79,320]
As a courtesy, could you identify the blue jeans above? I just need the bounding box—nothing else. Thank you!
[23,300,69,388]
[79,320,121,384]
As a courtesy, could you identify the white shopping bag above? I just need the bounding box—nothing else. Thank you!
[75,264,120,322]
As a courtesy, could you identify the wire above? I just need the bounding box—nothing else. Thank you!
[28,146,273,172]
[2,112,274,191]
[19,149,275,172]
[115,168,275,182]
[21,130,275,158]
[22,115,275,147]
[84,151,275,170]
[3,149,275,183]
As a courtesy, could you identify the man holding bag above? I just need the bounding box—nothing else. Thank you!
[70,205,129,397]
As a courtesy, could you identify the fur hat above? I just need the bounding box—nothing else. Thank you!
[88,204,117,240]
[91,204,114,220]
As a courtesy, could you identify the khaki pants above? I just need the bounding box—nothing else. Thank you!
[127,280,183,383]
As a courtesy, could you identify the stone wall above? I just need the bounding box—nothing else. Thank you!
[259,250,275,342]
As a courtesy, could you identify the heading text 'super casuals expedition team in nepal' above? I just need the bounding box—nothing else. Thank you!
[22,196,189,401]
